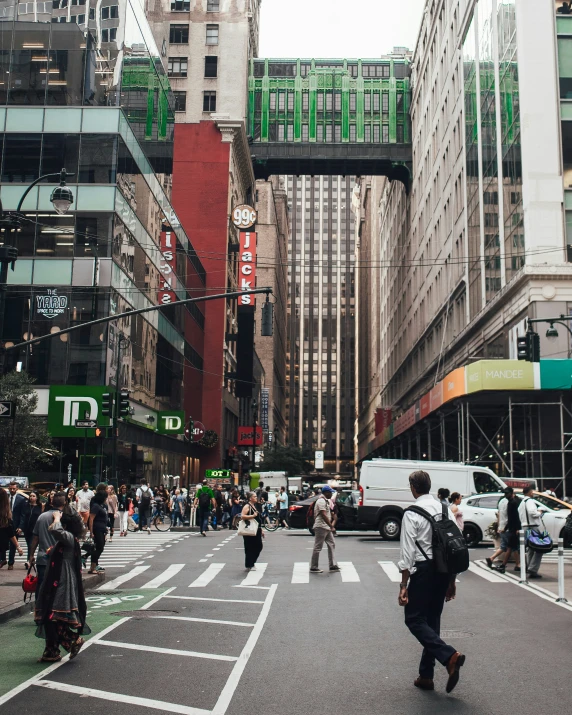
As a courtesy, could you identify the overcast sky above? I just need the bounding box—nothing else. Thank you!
[259,0,426,58]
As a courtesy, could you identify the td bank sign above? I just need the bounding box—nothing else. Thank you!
[48,386,111,438]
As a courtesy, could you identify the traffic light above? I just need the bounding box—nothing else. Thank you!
[261,300,273,336]
[101,392,113,418]
[118,391,130,417]
[517,331,541,362]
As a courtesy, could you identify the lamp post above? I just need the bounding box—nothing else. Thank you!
[527,315,572,359]
[250,398,258,491]
[0,169,74,369]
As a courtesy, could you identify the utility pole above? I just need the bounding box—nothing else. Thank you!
[251,398,258,491]
[111,334,129,485]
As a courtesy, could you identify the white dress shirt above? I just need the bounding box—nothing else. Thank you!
[497,497,509,531]
[398,493,457,574]
[518,497,543,529]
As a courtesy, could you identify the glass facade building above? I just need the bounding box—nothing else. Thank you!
[0,9,205,485]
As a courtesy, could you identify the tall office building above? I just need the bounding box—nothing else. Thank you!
[285,175,355,476]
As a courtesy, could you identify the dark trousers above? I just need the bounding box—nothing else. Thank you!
[198,508,210,533]
[138,507,150,530]
[243,530,263,568]
[36,564,46,598]
[90,531,105,567]
[404,561,456,679]
[25,533,34,562]
[1,536,18,565]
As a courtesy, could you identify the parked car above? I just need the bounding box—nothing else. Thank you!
[288,490,364,532]
[461,491,572,547]
[357,459,507,541]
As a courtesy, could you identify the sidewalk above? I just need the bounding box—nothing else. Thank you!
[0,563,105,624]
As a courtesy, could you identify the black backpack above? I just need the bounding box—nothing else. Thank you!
[198,490,212,509]
[406,504,469,575]
[139,487,151,509]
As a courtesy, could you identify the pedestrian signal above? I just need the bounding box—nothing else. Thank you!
[94,427,105,438]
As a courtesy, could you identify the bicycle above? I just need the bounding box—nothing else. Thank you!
[127,504,172,532]
[261,502,280,532]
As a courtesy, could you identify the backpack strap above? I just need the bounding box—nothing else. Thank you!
[405,505,436,562]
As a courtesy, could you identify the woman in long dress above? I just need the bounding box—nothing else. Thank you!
[241,491,264,571]
[34,508,90,662]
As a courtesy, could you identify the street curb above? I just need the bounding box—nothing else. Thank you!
[0,571,105,624]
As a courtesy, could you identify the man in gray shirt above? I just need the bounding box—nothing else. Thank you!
[30,492,66,596]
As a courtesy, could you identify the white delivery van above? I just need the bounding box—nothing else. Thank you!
[357,459,506,540]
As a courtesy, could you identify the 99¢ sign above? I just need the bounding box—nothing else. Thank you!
[233,204,257,229]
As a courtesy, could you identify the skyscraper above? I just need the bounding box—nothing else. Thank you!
[285,175,355,476]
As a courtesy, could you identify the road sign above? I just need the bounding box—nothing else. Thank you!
[0,401,15,419]
[75,419,97,428]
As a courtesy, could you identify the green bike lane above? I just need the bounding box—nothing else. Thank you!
[0,587,167,698]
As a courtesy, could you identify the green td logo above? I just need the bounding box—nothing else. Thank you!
[157,411,186,434]
[48,386,111,438]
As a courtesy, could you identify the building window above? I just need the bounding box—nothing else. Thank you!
[317,93,324,111]
[174,91,187,112]
[207,0,219,10]
[364,93,371,112]
[317,125,324,142]
[206,24,219,45]
[278,92,285,111]
[203,90,217,111]
[302,124,309,141]
[325,125,333,142]
[382,92,389,112]
[278,124,285,141]
[170,24,189,43]
[334,92,341,111]
[287,124,294,141]
[373,124,380,142]
[364,124,371,142]
[334,125,341,142]
[110,27,116,41]
[326,92,333,111]
[89,7,94,18]
[168,57,188,77]
[348,63,358,78]
[77,12,84,22]
[349,92,356,112]
[382,124,389,143]
[287,92,294,112]
[349,124,356,141]
[373,92,380,112]
[396,92,404,111]
[396,123,404,142]
[171,0,190,9]
[270,92,276,110]
[101,5,118,19]
[302,92,309,111]
[204,55,218,77]
[300,62,310,77]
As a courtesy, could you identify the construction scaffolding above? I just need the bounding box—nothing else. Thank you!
[373,391,572,498]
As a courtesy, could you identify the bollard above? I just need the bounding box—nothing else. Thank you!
[190,506,196,528]
[556,537,568,603]
[519,530,528,585]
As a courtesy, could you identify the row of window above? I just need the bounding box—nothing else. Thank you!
[253,61,408,79]
[168,56,217,78]
[171,0,219,9]
[264,122,401,143]
[173,90,216,112]
[170,24,218,45]
[263,91,403,113]
[52,0,86,6]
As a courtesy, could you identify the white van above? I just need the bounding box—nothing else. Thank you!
[357,459,506,540]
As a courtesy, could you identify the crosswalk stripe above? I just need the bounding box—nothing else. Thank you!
[239,563,268,586]
[338,562,360,582]
[378,561,401,582]
[189,563,225,588]
[141,564,185,589]
[292,562,309,583]
[468,563,508,583]
[98,565,151,591]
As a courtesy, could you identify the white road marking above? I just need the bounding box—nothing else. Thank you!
[378,561,402,582]
[239,564,268,586]
[162,594,265,604]
[199,559,207,562]
[96,640,237,661]
[34,681,210,715]
[189,563,225,588]
[213,548,221,551]
[141,564,185,589]
[292,562,309,583]
[338,562,360,582]
[211,584,278,715]
[468,563,507,583]
[150,615,255,627]
[98,565,151,591]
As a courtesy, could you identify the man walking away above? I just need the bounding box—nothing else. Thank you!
[519,485,546,579]
[398,470,465,694]
[310,485,340,574]
[494,488,521,574]
[2,481,26,570]
[77,481,94,525]
[255,481,268,504]
[194,480,215,536]
[214,486,224,530]
[277,486,289,528]
[486,488,510,568]
[136,479,152,533]
[170,488,185,527]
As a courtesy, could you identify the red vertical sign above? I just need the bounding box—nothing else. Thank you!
[159,225,176,305]
[238,231,257,306]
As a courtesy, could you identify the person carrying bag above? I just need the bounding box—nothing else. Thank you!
[240,491,263,570]
[518,485,552,579]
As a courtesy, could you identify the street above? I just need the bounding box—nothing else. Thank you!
[0,528,570,715]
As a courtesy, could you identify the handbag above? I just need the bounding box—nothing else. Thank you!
[22,563,37,602]
[523,500,554,553]
[81,536,96,556]
[237,506,260,536]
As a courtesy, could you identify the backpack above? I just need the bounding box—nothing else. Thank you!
[198,489,212,509]
[139,487,151,509]
[406,504,469,575]
[306,500,316,528]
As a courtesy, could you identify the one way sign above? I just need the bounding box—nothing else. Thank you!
[0,401,16,419]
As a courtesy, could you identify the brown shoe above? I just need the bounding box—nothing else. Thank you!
[7,564,13,570]
[414,676,434,690]
[446,652,466,693]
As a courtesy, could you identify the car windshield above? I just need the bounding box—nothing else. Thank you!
[531,493,568,511]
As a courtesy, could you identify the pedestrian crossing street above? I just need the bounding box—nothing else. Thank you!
[95,557,510,591]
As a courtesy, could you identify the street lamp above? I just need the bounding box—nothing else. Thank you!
[546,323,559,339]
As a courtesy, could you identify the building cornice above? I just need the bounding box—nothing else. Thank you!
[213,115,256,199]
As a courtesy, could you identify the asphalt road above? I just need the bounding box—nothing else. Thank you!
[0,527,570,715]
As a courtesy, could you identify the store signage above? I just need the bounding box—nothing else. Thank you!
[158,225,177,305]
[191,421,205,442]
[466,360,535,393]
[205,469,231,479]
[36,288,68,319]
[157,410,186,434]
[315,450,324,470]
[238,231,257,305]
[237,425,263,445]
[48,386,111,438]
[232,204,257,229]
[260,388,269,430]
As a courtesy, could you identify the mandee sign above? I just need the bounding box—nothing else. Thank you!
[48,386,111,438]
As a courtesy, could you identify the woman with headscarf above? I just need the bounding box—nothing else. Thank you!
[34,507,90,662]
